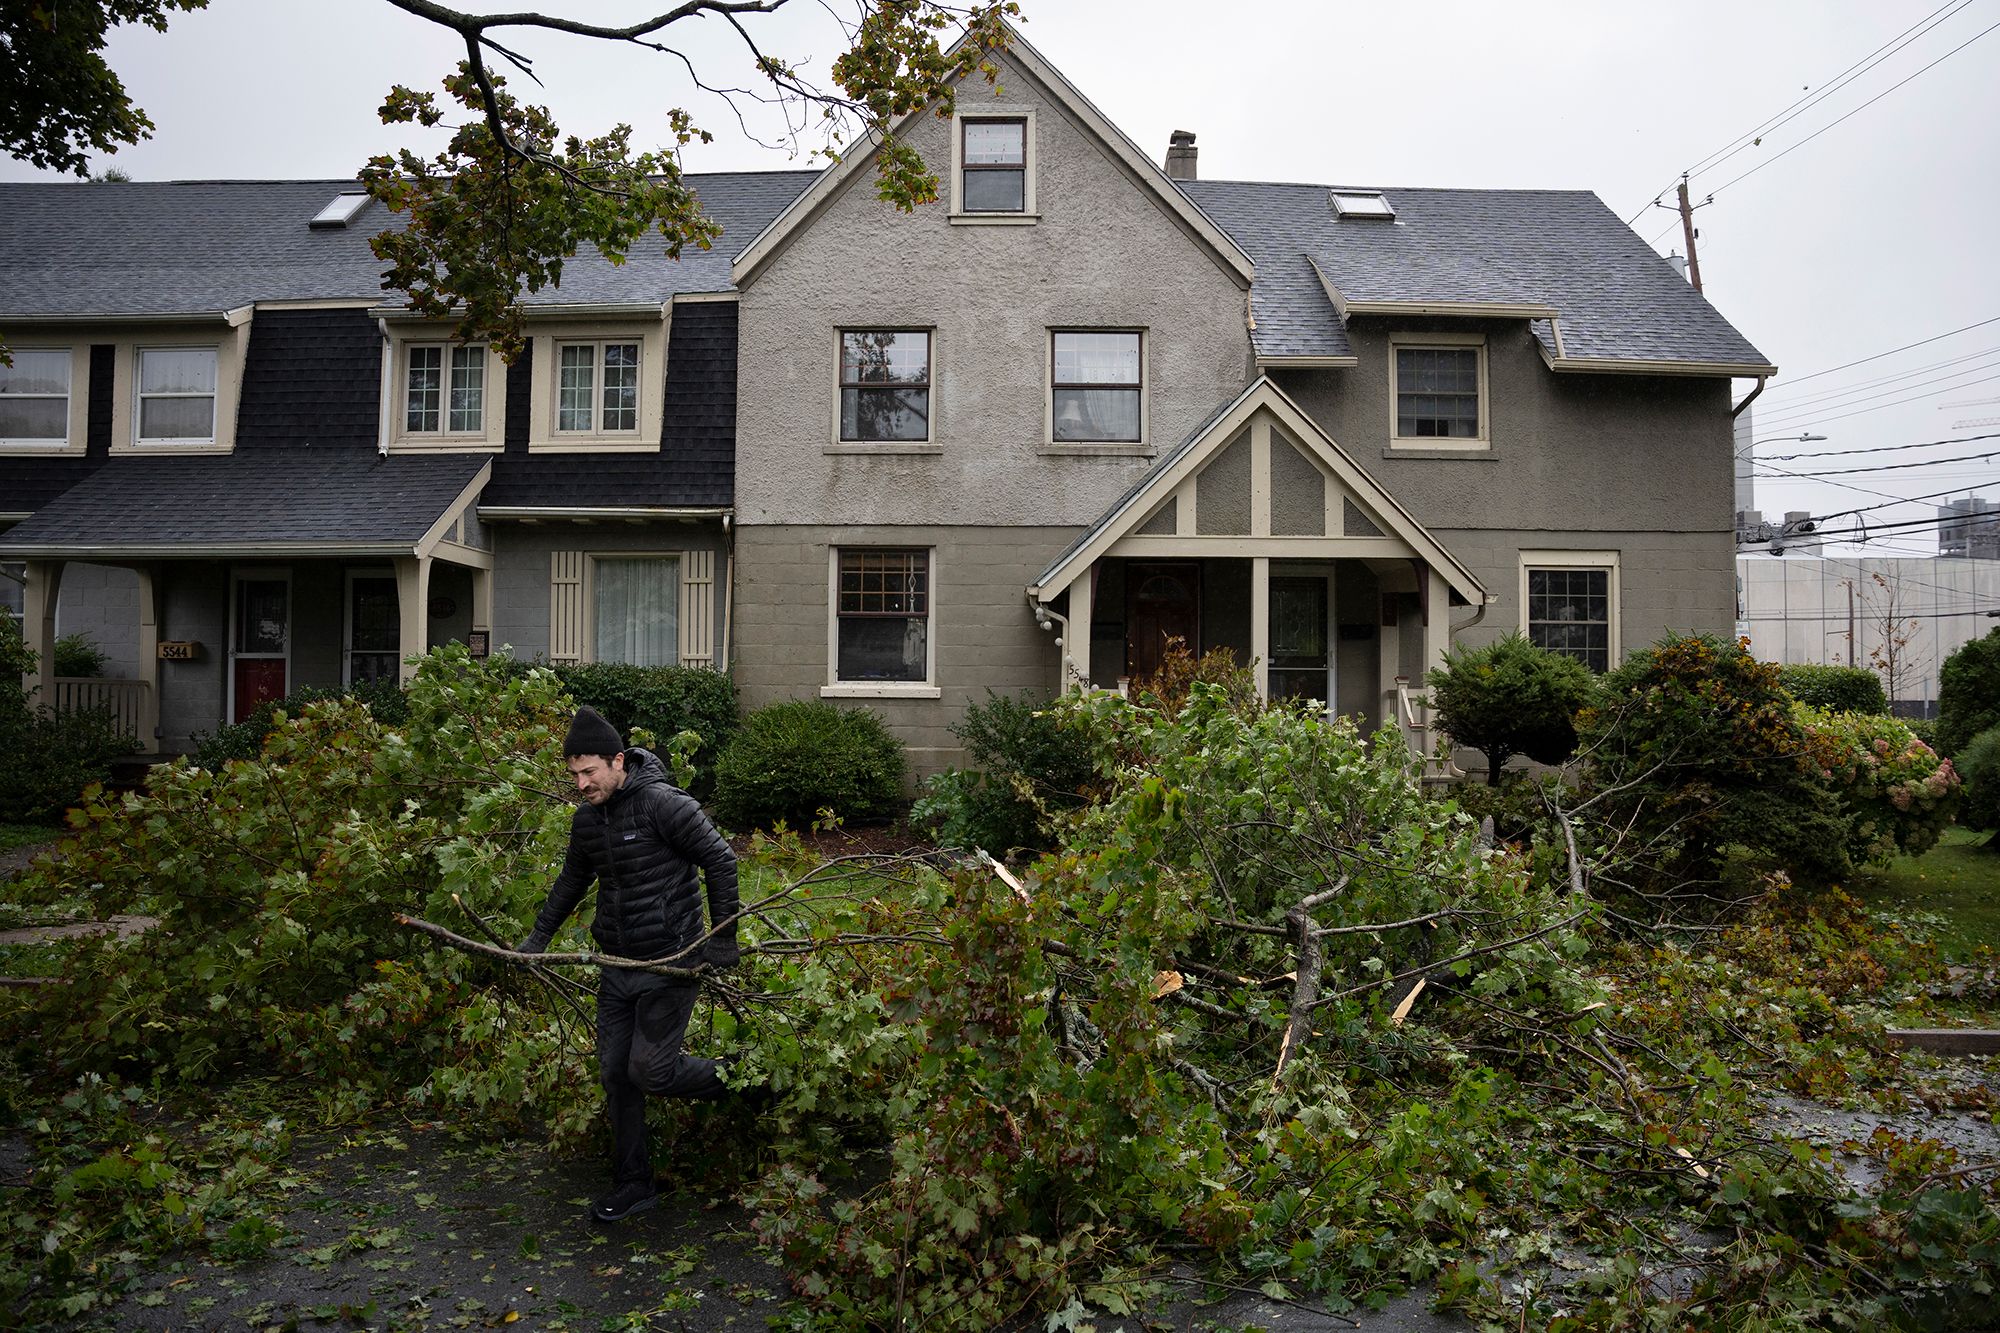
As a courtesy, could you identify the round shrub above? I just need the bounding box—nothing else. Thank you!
[1955,724,2000,841]
[912,690,1094,855]
[711,699,905,830]
[1936,628,2000,757]
[1778,663,1886,716]
[1799,706,1961,866]
[1427,633,1598,785]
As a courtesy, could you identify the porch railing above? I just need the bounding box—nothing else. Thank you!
[1395,676,1466,782]
[50,677,151,739]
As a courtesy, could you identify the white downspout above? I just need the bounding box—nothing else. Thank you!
[720,512,735,673]
[1027,590,1072,690]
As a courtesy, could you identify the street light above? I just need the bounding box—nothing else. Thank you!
[1752,431,1829,444]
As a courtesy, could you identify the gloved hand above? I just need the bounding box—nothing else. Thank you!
[515,931,550,956]
[702,936,741,971]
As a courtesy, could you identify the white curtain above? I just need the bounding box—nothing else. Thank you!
[594,557,679,666]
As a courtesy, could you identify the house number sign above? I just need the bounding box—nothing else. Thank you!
[158,641,202,661]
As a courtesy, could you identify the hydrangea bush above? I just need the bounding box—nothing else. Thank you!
[1799,706,1960,866]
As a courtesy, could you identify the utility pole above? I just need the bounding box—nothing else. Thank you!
[1846,579,1856,666]
[1677,176,1703,295]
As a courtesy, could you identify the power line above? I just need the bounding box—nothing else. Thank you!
[1757,344,2000,413]
[1704,17,2000,199]
[1623,1,1972,224]
[1762,430,2000,461]
[1754,444,2000,478]
[1772,316,2000,388]
[1803,481,1997,525]
[1752,369,2000,432]
[1751,358,2000,431]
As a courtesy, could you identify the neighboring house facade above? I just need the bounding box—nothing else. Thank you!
[2,30,1772,776]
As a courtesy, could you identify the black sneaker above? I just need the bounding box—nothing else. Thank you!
[591,1181,658,1223]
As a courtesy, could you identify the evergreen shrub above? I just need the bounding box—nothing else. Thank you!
[1953,724,2000,841]
[912,690,1094,855]
[52,632,109,679]
[1778,663,1887,716]
[0,617,135,822]
[551,661,738,796]
[193,679,410,770]
[1426,634,1598,784]
[711,699,905,830]
[1935,628,2000,757]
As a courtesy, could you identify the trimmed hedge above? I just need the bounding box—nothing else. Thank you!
[711,699,905,830]
[551,662,738,797]
[193,679,411,770]
[913,691,1094,856]
[1778,663,1887,716]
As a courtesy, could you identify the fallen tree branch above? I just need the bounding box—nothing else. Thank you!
[396,914,708,978]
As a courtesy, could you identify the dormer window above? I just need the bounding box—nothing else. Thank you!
[405,344,486,435]
[1331,189,1395,220]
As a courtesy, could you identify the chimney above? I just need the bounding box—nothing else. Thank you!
[1164,130,1197,181]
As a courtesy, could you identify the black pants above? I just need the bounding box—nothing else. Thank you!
[597,967,726,1186]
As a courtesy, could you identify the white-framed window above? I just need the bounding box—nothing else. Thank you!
[557,341,641,435]
[405,343,486,435]
[950,108,1037,222]
[1051,330,1142,444]
[136,346,218,444]
[827,547,935,694]
[592,554,680,667]
[0,349,72,445]
[1520,551,1620,673]
[1389,333,1487,449]
[546,549,716,668]
[838,330,932,444]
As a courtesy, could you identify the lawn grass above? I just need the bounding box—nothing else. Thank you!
[0,821,60,855]
[1851,824,2000,963]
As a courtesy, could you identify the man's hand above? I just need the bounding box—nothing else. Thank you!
[702,937,741,972]
[515,931,550,956]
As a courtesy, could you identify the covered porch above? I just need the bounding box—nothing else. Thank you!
[2,451,495,755]
[1029,379,1489,757]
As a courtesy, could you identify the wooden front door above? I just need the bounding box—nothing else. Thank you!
[1126,563,1200,683]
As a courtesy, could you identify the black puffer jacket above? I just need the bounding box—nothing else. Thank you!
[521,748,739,966]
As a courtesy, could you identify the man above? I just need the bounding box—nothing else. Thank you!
[517,705,740,1223]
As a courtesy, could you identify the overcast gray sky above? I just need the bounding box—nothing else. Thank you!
[7,0,1996,557]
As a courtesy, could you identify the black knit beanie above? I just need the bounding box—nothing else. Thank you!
[563,706,623,759]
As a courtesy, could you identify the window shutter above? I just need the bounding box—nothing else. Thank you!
[549,550,584,662]
[678,549,715,667]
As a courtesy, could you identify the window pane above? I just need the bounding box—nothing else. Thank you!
[407,346,441,432]
[841,387,929,441]
[139,348,216,394]
[236,580,288,654]
[602,343,639,432]
[962,168,1024,212]
[0,398,67,440]
[841,331,928,385]
[1053,332,1139,385]
[963,120,1024,165]
[140,395,215,440]
[559,344,595,431]
[838,617,927,682]
[1526,568,1609,672]
[448,346,484,432]
[1396,347,1479,438]
[0,350,69,396]
[594,557,679,667]
[350,577,400,652]
[1052,387,1140,442]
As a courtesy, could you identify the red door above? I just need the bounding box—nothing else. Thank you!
[231,576,289,722]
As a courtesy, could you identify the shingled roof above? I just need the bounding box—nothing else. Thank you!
[1179,180,1773,372]
[0,449,489,557]
[0,172,817,318]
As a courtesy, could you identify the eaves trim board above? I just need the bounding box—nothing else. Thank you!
[369,301,670,322]
[0,543,429,560]
[476,506,732,521]
[1029,375,1486,604]
[1344,299,1562,320]
[1255,355,1359,369]
[1536,343,1779,377]
[2,305,253,326]
[730,22,1255,289]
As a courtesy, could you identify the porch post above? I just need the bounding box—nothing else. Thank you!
[470,564,493,651]
[1250,556,1270,699]
[22,560,63,706]
[1422,565,1450,684]
[135,565,160,750]
[393,555,431,685]
[1066,573,1093,691]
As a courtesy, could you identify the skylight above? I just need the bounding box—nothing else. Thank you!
[1330,190,1395,220]
[309,193,370,229]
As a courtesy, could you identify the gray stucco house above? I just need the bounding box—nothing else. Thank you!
[2,29,1771,775]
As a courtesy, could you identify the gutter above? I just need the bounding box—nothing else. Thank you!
[1731,375,1769,418]
[477,506,731,521]
[4,306,252,326]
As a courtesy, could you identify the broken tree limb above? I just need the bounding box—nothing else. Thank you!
[395,914,709,978]
[1272,879,1350,1084]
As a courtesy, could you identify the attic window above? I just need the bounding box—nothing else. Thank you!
[309,193,369,229]
[1330,190,1394,220]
